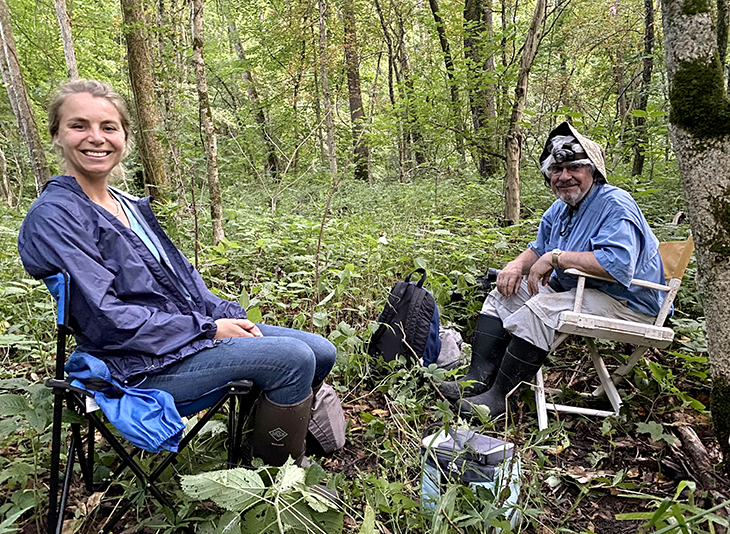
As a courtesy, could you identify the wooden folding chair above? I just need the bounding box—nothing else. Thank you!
[44,272,258,534]
[533,237,694,430]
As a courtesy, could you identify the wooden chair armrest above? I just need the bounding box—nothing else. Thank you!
[628,278,671,292]
[564,268,671,292]
[564,268,615,283]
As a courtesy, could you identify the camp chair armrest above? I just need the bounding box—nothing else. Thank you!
[46,378,93,397]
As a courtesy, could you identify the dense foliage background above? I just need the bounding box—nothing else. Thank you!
[0,0,723,531]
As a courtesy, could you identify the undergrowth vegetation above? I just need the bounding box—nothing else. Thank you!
[0,167,718,533]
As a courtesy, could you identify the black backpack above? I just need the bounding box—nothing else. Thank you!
[368,269,441,365]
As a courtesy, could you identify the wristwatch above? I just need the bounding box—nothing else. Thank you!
[551,248,563,269]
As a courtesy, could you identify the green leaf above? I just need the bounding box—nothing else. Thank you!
[242,503,277,534]
[414,257,427,270]
[358,504,375,534]
[238,288,250,309]
[313,311,328,328]
[180,468,266,512]
[0,395,30,417]
[274,459,305,492]
[246,307,262,324]
[636,421,676,445]
[216,511,242,534]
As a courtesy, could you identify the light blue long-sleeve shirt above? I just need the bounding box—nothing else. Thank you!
[528,183,665,316]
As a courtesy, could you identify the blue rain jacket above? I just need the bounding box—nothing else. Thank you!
[528,183,665,316]
[18,175,246,384]
[66,351,184,453]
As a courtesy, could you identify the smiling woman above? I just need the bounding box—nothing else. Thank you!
[17,79,337,467]
[47,80,132,225]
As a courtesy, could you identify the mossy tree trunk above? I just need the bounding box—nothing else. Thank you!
[464,0,498,178]
[663,0,730,471]
[342,0,370,181]
[121,0,168,198]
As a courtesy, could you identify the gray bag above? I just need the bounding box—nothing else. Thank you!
[307,383,346,455]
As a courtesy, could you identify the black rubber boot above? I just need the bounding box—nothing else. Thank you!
[438,314,511,401]
[457,336,549,419]
[251,391,313,466]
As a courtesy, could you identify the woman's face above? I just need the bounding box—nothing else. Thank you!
[53,92,126,185]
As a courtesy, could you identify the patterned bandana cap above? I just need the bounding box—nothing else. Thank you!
[539,122,607,182]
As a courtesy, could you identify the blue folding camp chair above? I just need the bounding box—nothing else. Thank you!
[43,271,258,534]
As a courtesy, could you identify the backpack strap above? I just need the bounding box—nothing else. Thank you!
[404,268,427,288]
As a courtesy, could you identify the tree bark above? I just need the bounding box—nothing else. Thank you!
[718,0,729,94]
[374,0,406,178]
[503,0,546,224]
[662,0,730,469]
[427,0,464,158]
[394,4,426,167]
[0,0,49,194]
[155,0,184,199]
[317,0,337,178]
[0,144,14,206]
[120,0,168,198]
[192,0,224,244]
[342,0,370,180]
[631,0,655,176]
[54,0,78,80]
[464,0,497,177]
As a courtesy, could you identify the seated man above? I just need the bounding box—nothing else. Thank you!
[440,122,666,418]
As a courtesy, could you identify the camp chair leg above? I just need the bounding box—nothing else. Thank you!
[592,345,649,397]
[534,368,549,431]
[586,339,622,413]
[542,403,617,418]
[70,422,93,492]
[49,433,78,534]
[47,390,64,534]
[227,396,238,467]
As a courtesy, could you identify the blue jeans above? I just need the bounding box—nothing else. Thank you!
[137,324,336,405]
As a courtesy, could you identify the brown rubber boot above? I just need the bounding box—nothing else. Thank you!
[251,391,313,466]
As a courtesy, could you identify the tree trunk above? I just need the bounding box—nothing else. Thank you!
[317,0,338,178]
[374,0,406,179]
[342,0,369,180]
[120,0,168,198]
[0,144,14,206]
[718,0,729,95]
[156,0,184,199]
[503,0,546,224]
[662,0,730,469]
[394,6,426,166]
[464,0,497,177]
[228,20,280,178]
[631,0,655,176]
[192,0,224,244]
[311,35,326,168]
[54,0,79,79]
[427,0,464,158]
[0,0,49,194]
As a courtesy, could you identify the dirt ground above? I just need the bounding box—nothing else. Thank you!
[330,342,730,533]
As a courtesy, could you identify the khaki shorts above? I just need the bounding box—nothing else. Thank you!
[481,279,655,351]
